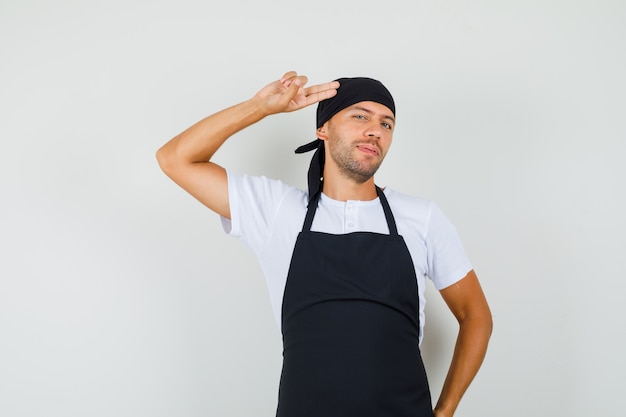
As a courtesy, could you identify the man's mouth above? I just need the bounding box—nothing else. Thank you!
[356,144,379,156]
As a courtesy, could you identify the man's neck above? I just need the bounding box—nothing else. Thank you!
[321,176,378,201]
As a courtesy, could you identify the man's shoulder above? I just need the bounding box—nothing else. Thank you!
[383,186,435,212]
[227,170,308,208]
[228,171,302,194]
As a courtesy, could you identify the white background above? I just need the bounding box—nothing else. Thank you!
[1,1,624,416]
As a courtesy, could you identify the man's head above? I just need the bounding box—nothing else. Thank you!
[295,76,396,200]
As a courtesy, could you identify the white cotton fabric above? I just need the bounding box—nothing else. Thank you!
[220,171,472,344]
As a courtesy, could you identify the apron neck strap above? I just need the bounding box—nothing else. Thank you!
[302,191,320,232]
[376,186,399,236]
[302,186,399,236]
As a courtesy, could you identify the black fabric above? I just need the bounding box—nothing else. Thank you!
[295,77,395,203]
[316,77,395,129]
[294,139,324,205]
[276,187,434,417]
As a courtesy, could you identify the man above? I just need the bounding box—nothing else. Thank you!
[156,71,492,417]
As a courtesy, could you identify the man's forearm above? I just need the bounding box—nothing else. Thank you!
[156,97,266,169]
[433,316,492,417]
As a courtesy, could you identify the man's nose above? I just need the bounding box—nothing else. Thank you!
[365,123,381,138]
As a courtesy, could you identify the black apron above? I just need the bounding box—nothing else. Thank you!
[276,187,434,417]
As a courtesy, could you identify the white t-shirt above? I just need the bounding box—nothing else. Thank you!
[221,171,472,344]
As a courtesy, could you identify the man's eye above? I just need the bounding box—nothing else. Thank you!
[354,115,366,120]
[382,122,392,129]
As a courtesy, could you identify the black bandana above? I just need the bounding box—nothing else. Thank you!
[294,77,396,203]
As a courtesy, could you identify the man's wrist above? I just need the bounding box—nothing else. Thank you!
[433,407,453,417]
[433,400,458,417]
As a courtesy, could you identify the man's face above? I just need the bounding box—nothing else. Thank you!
[321,101,395,184]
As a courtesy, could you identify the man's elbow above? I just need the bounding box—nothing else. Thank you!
[156,145,177,177]
[464,306,493,340]
[477,302,493,336]
[484,311,494,339]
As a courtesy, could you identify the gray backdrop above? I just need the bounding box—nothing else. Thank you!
[1,0,624,416]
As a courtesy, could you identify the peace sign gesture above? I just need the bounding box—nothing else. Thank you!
[253,71,339,116]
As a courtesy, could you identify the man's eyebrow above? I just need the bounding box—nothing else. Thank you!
[351,105,396,123]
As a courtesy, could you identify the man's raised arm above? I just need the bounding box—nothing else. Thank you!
[155,71,339,219]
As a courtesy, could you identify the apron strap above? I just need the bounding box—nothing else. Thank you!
[302,190,320,232]
[302,187,399,236]
[376,186,399,236]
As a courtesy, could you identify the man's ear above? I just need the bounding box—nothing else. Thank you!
[316,125,328,140]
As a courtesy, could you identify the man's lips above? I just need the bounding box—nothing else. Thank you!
[356,143,380,156]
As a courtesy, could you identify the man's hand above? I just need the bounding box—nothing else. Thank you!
[253,71,339,116]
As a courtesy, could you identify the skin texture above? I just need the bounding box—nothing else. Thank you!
[321,102,395,185]
[156,71,492,417]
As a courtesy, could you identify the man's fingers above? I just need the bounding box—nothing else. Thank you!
[271,73,339,111]
[281,73,308,89]
[283,76,306,102]
[303,80,340,106]
[304,81,340,96]
[280,71,298,85]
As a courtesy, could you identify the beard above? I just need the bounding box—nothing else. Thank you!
[327,138,385,184]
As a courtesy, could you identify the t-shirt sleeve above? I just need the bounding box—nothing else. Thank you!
[220,170,294,256]
[425,202,473,290]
